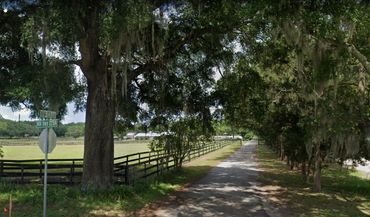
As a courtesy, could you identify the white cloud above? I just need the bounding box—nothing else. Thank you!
[0,106,32,121]
[61,103,85,124]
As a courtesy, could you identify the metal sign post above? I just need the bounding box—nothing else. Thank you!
[37,110,57,217]
[43,128,49,217]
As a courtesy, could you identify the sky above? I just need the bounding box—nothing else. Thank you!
[0,103,85,123]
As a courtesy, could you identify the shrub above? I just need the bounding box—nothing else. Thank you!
[150,117,209,168]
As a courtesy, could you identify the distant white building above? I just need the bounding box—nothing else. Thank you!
[345,159,370,179]
[214,135,243,141]
[134,132,161,140]
[126,132,136,139]
[357,161,370,176]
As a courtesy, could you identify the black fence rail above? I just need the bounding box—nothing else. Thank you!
[0,141,231,185]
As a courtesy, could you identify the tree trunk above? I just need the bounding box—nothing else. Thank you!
[339,158,344,171]
[313,143,322,192]
[81,73,115,191]
[306,156,312,183]
[77,3,115,191]
[280,138,284,161]
[301,161,307,181]
[179,157,184,168]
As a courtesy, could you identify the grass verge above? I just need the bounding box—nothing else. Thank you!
[257,144,370,217]
[0,141,241,217]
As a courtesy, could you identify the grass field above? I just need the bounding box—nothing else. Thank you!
[257,144,370,217]
[0,138,150,159]
[0,141,241,217]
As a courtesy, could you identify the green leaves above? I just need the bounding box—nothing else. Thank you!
[150,116,209,168]
[217,0,370,168]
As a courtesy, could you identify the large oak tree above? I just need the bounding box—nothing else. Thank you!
[1,0,245,190]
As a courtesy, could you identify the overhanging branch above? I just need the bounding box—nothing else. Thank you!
[65,59,82,67]
[347,44,370,73]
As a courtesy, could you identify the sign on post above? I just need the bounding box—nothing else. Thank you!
[39,110,57,119]
[39,129,57,154]
[36,119,57,128]
[37,110,57,217]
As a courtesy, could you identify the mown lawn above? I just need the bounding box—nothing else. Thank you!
[1,139,149,159]
[0,141,241,217]
[257,144,370,217]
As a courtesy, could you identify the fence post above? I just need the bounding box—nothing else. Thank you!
[21,165,24,184]
[156,158,159,176]
[0,161,3,178]
[124,156,129,185]
[39,160,43,182]
[167,156,170,171]
[70,160,75,185]
[144,163,147,180]
[138,153,141,164]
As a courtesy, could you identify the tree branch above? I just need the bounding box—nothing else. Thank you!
[320,37,370,74]
[347,44,370,73]
[65,59,82,67]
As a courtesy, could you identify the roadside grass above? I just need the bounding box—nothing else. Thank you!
[0,141,241,217]
[257,144,370,217]
[1,139,149,159]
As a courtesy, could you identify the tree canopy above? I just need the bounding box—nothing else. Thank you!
[1,0,247,190]
[1,0,369,192]
[216,0,370,191]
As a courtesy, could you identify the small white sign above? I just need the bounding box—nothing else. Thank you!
[39,129,57,154]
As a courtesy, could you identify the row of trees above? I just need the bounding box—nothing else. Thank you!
[0,119,39,137]
[217,1,370,191]
[0,118,84,138]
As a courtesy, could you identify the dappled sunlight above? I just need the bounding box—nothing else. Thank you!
[358,202,370,216]
[256,144,370,217]
[217,161,263,172]
[146,141,274,217]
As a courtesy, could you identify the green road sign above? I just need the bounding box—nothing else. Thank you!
[36,119,57,128]
[39,110,57,119]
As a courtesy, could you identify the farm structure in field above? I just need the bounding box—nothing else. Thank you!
[124,132,243,141]
[0,142,231,185]
[214,135,243,141]
[133,132,161,140]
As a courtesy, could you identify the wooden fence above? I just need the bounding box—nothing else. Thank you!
[0,141,230,185]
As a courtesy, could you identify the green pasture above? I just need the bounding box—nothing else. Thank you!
[0,138,150,160]
[0,141,241,216]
